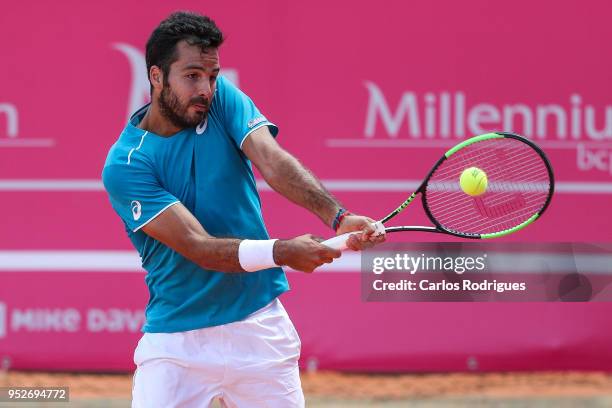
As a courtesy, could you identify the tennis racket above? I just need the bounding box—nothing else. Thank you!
[322,132,554,250]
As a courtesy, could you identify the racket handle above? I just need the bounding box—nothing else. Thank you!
[321,232,355,250]
[321,222,386,251]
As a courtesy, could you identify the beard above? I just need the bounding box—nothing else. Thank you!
[158,83,208,129]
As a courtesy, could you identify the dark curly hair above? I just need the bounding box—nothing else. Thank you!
[145,11,224,82]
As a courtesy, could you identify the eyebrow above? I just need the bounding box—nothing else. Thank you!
[182,64,221,73]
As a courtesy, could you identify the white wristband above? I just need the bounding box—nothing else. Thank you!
[238,239,279,272]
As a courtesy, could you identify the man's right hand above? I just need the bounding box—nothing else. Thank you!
[273,234,342,273]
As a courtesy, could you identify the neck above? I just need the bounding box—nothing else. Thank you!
[137,99,182,137]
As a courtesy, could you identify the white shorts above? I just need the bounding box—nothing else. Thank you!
[132,298,304,408]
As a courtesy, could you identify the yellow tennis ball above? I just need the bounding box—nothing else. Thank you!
[459,167,488,196]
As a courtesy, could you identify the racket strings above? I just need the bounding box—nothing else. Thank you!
[424,138,551,235]
[433,144,548,233]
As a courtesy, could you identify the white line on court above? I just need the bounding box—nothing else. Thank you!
[0,251,142,271]
[0,251,610,274]
[0,180,104,191]
[0,250,359,272]
[326,138,612,150]
[1,179,611,193]
[0,138,55,147]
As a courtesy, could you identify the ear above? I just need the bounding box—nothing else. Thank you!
[149,66,164,92]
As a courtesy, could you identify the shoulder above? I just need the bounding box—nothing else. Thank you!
[104,126,156,167]
[211,75,257,120]
[102,132,158,194]
[214,75,246,103]
[216,74,232,92]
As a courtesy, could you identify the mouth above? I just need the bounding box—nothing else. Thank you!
[192,104,208,112]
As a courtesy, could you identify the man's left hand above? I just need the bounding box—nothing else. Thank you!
[336,214,386,251]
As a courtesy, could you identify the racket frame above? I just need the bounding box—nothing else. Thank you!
[380,132,555,239]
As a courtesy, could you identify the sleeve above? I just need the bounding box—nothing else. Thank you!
[102,163,180,232]
[216,75,279,149]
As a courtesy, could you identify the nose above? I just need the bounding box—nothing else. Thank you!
[198,79,213,99]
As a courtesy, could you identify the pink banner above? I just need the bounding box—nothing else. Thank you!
[2,270,612,372]
[1,0,611,371]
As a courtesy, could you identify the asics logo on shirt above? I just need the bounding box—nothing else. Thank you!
[196,118,208,135]
[131,201,142,221]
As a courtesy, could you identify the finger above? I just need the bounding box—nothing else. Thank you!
[368,233,386,243]
[328,247,342,258]
[347,243,361,251]
[362,222,375,234]
[363,222,381,241]
[364,237,385,248]
[362,230,376,242]
[319,244,342,258]
[311,235,324,243]
[346,235,361,251]
[357,241,376,250]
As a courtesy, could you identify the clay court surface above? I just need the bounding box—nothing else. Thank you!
[2,371,612,407]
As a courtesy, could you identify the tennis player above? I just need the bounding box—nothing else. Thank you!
[102,11,383,408]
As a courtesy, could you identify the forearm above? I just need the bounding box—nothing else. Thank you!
[189,236,285,273]
[184,236,245,273]
[141,201,279,273]
[263,150,341,227]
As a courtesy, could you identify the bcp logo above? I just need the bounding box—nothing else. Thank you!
[0,302,6,339]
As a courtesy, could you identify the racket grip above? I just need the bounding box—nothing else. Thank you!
[321,232,355,250]
[321,222,386,251]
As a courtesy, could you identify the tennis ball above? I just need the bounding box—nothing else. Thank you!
[459,167,488,196]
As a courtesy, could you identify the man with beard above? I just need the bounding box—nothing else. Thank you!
[102,11,384,408]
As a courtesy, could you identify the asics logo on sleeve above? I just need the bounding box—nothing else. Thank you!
[131,200,142,221]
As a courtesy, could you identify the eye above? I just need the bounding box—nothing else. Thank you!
[186,73,199,80]
[210,76,218,82]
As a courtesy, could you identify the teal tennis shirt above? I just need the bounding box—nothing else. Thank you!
[102,76,289,333]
